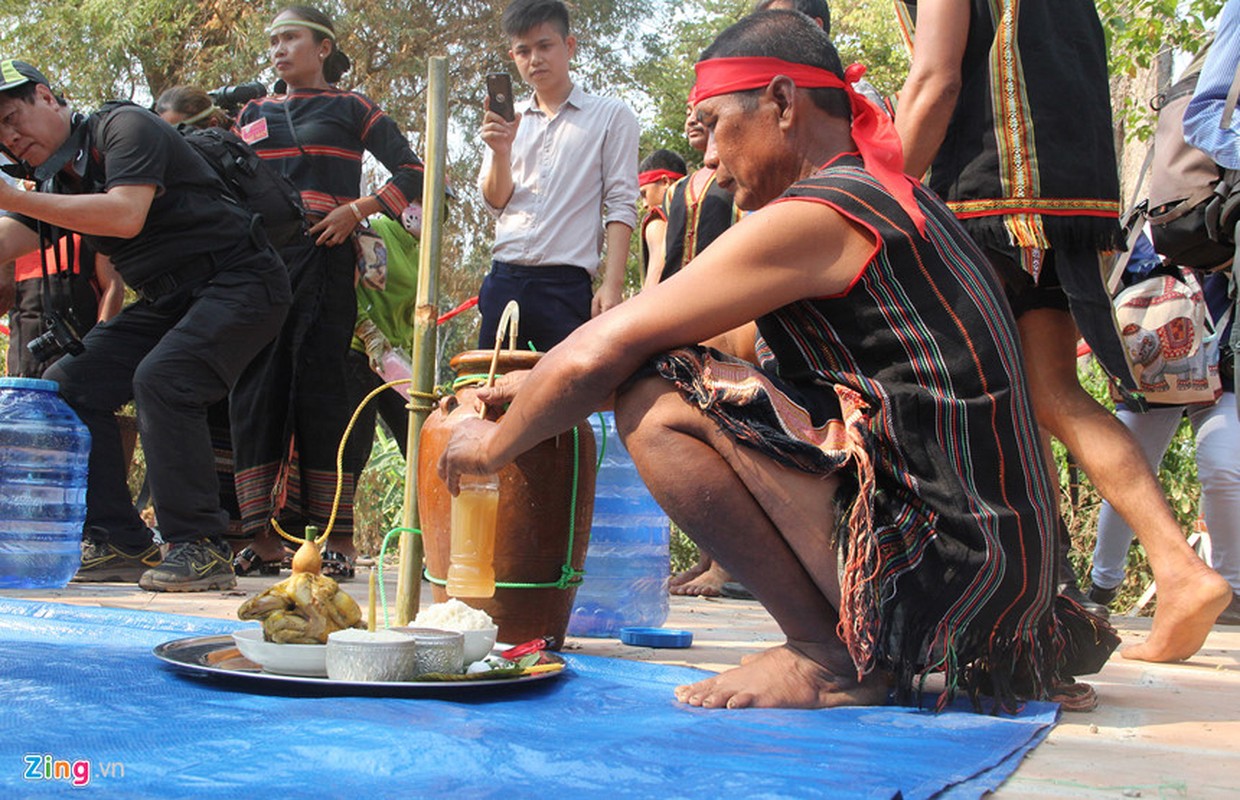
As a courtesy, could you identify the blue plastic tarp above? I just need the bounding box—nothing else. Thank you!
[0,598,1056,798]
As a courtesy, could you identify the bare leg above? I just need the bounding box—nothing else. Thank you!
[616,376,888,709]
[1018,309,1230,661]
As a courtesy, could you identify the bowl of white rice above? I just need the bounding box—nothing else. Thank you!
[414,600,498,663]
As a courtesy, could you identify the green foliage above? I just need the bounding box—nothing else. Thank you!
[1097,0,1221,77]
[1095,0,1222,141]
[632,0,909,167]
[353,424,408,558]
[831,0,909,97]
[669,521,699,575]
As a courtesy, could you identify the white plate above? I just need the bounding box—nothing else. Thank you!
[231,628,327,677]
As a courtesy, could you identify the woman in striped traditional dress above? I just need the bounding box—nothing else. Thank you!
[229,5,424,579]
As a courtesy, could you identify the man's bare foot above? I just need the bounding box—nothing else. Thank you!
[1122,565,1231,662]
[674,641,889,709]
[669,556,710,588]
[671,562,731,596]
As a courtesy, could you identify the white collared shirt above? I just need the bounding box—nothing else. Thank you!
[478,83,639,274]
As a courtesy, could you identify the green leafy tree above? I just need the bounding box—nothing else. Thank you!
[1095,0,1222,143]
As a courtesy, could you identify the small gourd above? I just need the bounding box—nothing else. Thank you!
[291,526,322,575]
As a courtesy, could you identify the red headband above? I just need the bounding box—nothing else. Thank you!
[638,168,686,188]
[692,56,926,236]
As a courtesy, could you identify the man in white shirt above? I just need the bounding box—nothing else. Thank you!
[477,0,639,351]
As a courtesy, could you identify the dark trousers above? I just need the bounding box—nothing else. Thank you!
[476,261,592,352]
[344,348,410,462]
[43,246,290,548]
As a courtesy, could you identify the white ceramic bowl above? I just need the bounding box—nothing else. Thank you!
[231,628,328,677]
[460,624,499,664]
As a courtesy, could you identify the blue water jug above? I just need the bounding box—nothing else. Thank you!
[0,378,91,589]
[568,412,670,637]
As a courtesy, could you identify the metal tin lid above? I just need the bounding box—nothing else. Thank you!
[0,377,59,392]
[619,627,693,649]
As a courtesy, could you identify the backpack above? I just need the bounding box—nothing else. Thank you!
[1145,44,1240,270]
[175,125,305,248]
[1113,266,1223,405]
[94,101,305,249]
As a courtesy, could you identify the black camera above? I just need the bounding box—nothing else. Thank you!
[27,311,85,364]
[208,81,268,113]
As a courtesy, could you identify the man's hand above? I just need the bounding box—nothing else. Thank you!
[308,204,361,248]
[593,220,631,316]
[472,369,531,414]
[0,178,19,212]
[480,100,522,158]
[591,281,622,316]
[437,416,500,496]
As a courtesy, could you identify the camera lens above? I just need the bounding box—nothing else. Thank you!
[26,330,62,364]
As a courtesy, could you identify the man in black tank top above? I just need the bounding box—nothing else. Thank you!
[440,12,1120,711]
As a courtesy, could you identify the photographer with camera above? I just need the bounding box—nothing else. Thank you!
[0,59,291,592]
[154,86,233,129]
[153,83,268,130]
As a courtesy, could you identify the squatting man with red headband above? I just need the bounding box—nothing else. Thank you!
[440,10,1118,711]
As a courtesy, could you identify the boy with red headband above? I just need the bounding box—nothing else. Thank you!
[441,10,1117,711]
[636,149,685,285]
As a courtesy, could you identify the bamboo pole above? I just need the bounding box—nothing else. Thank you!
[396,57,449,625]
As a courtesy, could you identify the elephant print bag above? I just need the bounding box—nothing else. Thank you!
[1114,267,1223,405]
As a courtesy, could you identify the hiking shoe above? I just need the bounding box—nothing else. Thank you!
[1088,582,1118,608]
[138,538,236,592]
[73,530,162,583]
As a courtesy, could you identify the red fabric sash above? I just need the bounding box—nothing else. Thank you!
[692,56,926,236]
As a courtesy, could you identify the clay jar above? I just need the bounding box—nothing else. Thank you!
[418,350,596,648]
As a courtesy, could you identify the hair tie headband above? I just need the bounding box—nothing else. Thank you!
[182,106,220,126]
[268,19,336,40]
[638,169,686,188]
[692,56,926,237]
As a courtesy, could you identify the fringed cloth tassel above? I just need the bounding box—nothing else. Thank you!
[831,385,883,681]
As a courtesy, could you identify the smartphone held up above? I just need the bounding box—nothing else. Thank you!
[486,73,515,122]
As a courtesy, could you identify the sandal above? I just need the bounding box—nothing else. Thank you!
[1049,679,1099,713]
[321,549,356,581]
[233,546,283,577]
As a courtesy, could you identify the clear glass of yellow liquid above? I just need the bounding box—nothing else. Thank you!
[447,473,500,598]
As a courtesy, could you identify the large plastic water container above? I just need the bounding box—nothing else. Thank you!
[568,412,669,637]
[0,377,91,589]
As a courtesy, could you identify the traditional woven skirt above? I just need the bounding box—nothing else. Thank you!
[652,344,1118,709]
